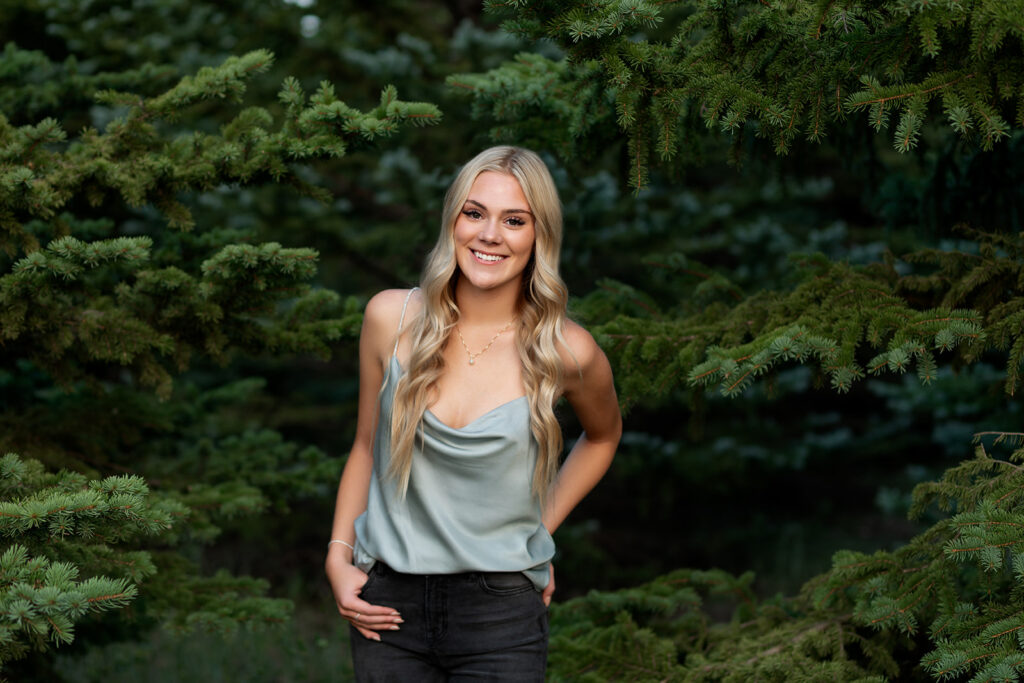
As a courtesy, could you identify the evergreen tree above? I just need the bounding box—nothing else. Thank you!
[543,434,1024,682]
[0,37,438,674]
[453,0,1024,186]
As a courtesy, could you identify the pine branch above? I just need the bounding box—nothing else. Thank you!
[0,449,309,665]
[1,51,415,396]
[550,430,1024,680]
[453,0,1024,187]
[0,43,178,123]
[1,50,440,248]
[576,231,1023,406]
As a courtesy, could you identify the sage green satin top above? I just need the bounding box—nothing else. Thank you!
[353,354,554,590]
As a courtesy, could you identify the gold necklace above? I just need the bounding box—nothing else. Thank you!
[456,320,514,365]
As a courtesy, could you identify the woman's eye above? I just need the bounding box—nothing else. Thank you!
[507,217,525,227]
[462,210,482,219]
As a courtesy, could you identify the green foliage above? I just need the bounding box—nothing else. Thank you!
[0,42,177,123]
[52,608,356,683]
[548,563,887,681]
[0,453,165,664]
[548,435,1024,681]
[0,50,431,401]
[900,230,1024,394]
[548,568,753,681]
[0,421,323,668]
[574,230,1024,406]
[454,0,1024,187]
[1,49,439,249]
[0,10,442,673]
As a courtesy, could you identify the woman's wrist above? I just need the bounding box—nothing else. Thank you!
[328,539,356,552]
[326,539,356,564]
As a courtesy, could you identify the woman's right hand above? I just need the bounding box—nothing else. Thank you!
[326,551,403,641]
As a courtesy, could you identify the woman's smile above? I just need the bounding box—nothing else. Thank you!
[471,250,507,263]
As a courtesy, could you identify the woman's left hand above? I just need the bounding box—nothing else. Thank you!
[542,563,555,607]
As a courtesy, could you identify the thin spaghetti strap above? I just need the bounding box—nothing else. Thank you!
[392,287,419,357]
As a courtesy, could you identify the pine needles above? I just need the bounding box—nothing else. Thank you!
[547,435,1024,681]
[452,0,1024,188]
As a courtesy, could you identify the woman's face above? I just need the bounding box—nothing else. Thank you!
[452,171,537,295]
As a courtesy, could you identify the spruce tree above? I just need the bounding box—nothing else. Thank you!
[0,41,439,674]
[542,434,1024,681]
[453,0,1024,187]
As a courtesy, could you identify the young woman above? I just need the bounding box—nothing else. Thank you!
[325,146,621,681]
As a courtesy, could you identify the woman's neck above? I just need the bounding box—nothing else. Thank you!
[454,277,521,326]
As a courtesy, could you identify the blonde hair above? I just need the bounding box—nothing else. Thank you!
[388,146,570,501]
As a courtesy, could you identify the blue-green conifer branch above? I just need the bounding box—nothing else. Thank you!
[546,434,1024,681]
[0,453,170,662]
[453,0,1024,187]
[0,42,178,122]
[577,231,1022,406]
[0,52,434,398]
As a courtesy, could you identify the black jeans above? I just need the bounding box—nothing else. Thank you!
[349,562,549,682]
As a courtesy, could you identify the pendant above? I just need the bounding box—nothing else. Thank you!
[469,357,475,365]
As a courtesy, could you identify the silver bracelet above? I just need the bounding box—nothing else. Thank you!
[328,539,356,551]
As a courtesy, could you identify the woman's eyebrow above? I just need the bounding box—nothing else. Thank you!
[464,198,534,217]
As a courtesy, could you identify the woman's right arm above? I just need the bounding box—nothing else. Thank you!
[325,290,408,641]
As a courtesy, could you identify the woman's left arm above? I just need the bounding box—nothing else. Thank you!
[542,323,622,536]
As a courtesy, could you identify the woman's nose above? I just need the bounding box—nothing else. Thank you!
[478,219,502,243]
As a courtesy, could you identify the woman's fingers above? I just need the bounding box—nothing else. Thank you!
[344,609,402,641]
[542,563,555,607]
[337,596,403,634]
[354,623,381,641]
[343,609,402,628]
[340,595,401,619]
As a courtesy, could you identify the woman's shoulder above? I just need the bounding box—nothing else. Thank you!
[559,319,603,374]
[558,319,616,401]
[364,288,421,325]
[362,289,422,351]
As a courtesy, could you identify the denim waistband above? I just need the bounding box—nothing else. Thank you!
[371,561,527,583]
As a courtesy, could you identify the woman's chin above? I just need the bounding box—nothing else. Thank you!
[462,274,523,293]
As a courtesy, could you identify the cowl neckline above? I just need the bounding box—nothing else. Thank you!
[388,355,528,432]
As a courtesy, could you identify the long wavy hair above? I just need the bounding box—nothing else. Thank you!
[388,146,570,501]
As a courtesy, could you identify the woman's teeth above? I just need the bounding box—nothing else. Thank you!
[473,251,505,262]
